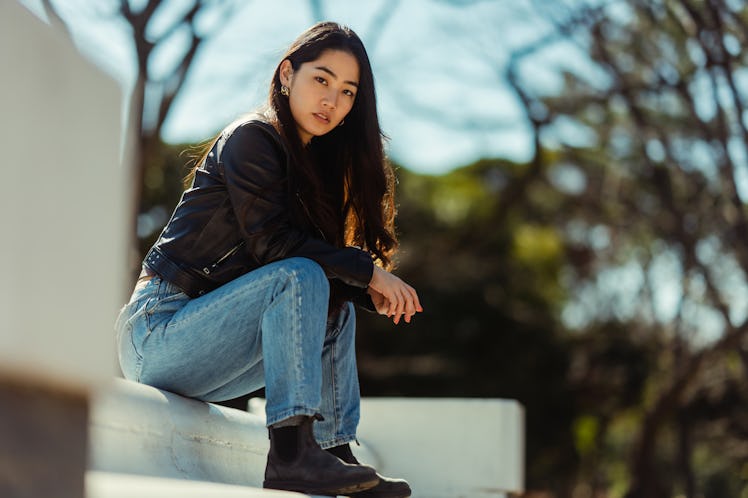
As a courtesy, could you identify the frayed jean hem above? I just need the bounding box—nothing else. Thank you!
[318,434,357,450]
[266,407,319,428]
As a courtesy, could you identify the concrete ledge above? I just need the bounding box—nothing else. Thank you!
[88,379,376,489]
[90,379,524,497]
[86,471,304,498]
[89,379,269,487]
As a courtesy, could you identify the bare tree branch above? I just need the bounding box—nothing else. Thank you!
[363,0,399,54]
[308,0,324,23]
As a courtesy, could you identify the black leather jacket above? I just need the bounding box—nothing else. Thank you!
[143,119,374,303]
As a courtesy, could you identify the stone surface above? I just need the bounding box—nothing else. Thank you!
[85,471,309,498]
[88,379,381,496]
[0,377,88,498]
[0,0,128,389]
[89,379,271,487]
[355,398,524,497]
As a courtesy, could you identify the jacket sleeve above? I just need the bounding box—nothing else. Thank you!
[221,122,374,288]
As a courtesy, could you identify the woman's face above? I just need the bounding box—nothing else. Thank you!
[280,49,359,144]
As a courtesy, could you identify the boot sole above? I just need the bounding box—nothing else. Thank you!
[263,476,379,495]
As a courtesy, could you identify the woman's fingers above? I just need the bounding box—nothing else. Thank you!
[370,266,423,325]
[384,286,398,321]
[408,285,422,313]
[394,286,416,325]
[390,288,404,322]
[367,287,392,316]
[404,288,421,323]
[404,296,417,323]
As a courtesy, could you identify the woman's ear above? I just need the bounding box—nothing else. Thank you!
[279,59,294,87]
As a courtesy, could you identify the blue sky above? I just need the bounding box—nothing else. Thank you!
[19,0,566,173]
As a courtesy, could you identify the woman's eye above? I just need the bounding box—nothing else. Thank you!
[315,76,327,85]
[343,89,355,97]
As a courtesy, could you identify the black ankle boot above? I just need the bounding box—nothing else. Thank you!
[327,443,412,498]
[264,415,379,496]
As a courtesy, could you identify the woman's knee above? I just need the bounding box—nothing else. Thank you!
[279,257,329,297]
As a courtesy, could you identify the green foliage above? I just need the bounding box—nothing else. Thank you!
[137,139,200,256]
[504,0,748,496]
[573,415,599,456]
[356,159,579,490]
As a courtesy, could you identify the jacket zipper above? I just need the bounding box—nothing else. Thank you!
[296,192,328,242]
[203,240,245,275]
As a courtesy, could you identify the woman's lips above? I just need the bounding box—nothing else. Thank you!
[313,112,330,124]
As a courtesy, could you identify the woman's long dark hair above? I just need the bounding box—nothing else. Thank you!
[270,21,397,269]
[190,22,397,269]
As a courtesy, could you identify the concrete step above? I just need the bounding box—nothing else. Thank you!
[89,378,284,487]
[86,471,308,497]
[89,378,524,497]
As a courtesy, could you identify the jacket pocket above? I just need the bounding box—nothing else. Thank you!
[199,240,246,276]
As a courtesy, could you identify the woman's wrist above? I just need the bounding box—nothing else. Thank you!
[369,265,383,287]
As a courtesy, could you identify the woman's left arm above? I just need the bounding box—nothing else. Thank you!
[222,122,374,288]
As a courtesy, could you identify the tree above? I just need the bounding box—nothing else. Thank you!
[503,0,748,496]
[41,0,243,271]
[120,0,238,211]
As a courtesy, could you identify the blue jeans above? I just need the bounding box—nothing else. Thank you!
[115,257,361,448]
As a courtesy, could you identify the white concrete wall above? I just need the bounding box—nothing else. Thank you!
[0,1,129,389]
[357,398,525,497]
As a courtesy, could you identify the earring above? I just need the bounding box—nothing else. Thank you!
[280,85,289,97]
[338,119,345,127]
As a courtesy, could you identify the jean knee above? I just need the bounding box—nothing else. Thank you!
[283,257,329,298]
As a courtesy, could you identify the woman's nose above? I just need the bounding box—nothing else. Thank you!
[322,91,337,109]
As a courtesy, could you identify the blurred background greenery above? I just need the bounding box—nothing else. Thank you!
[26,0,748,497]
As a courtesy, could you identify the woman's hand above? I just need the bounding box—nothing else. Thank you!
[367,266,423,324]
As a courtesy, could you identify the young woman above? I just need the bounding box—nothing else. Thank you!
[115,22,421,497]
